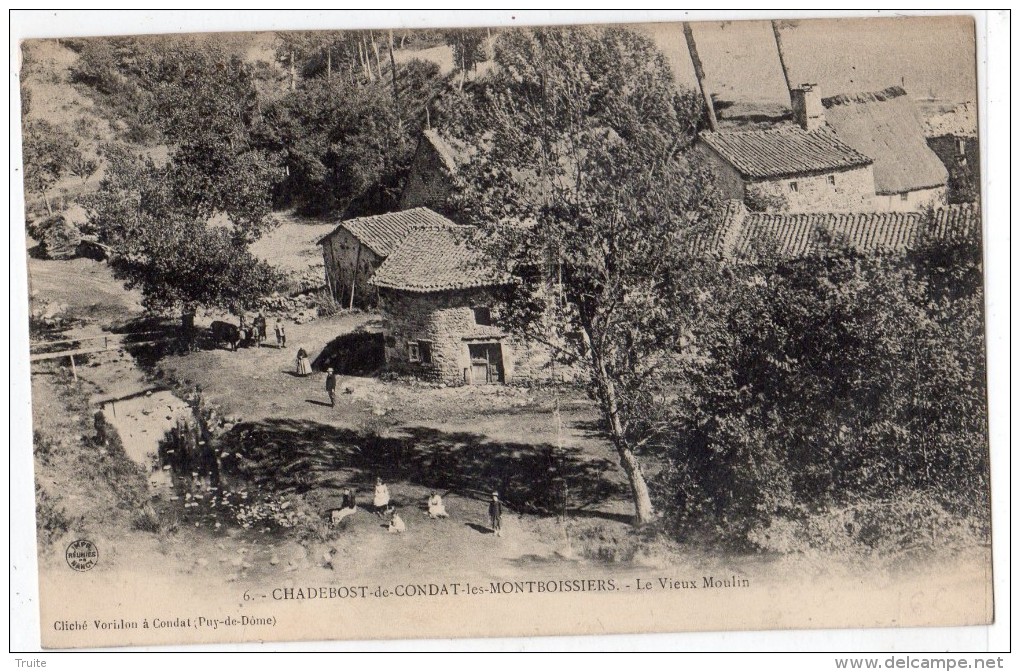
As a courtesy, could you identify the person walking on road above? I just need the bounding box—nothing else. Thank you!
[325,368,337,407]
[489,491,503,537]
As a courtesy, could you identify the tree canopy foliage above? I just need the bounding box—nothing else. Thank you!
[652,225,987,549]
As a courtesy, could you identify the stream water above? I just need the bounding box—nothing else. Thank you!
[101,390,193,492]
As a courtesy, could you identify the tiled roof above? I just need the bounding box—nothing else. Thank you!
[317,208,455,257]
[369,225,506,293]
[703,201,979,259]
[699,127,872,179]
[822,86,949,195]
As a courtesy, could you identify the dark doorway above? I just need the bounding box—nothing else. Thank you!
[468,342,504,384]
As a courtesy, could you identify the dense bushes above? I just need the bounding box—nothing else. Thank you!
[652,229,988,551]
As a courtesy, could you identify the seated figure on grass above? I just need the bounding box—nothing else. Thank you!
[428,492,448,519]
[387,507,406,534]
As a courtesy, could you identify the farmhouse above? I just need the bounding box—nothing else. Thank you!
[700,84,951,213]
[316,208,455,309]
[698,125,876,213]
[368,224,559,386]
[820,86,949,211]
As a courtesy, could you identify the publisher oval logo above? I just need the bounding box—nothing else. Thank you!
[65,539,99,572]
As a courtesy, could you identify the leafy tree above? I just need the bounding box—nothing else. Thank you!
[130,38,284,242]
[655,240,988,546]
[448,26,718,525]
[442,28,488,90]
[262,54,443,216]
[113,214,281,313]
[22,120,78,215]
[82,143,281,314]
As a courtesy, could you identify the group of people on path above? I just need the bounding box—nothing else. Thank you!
[330,478,503,536]
[236,312,287,349]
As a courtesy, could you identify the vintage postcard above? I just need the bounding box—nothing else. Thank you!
[15,12,993,649]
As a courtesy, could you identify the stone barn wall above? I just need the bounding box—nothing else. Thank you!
[698,143,747,202]
[378,288,575,386]
[869,186,947,212]
[320,228,383,308]
[745,164,876,213]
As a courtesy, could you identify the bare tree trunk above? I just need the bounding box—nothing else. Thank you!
[370,30,383,80]
[388,29,401,132]
[358,37,371,81]
[682,22,717,131]
[326,45,332,81]
[289,48,296,91]
[771,20,794,108]
[590,345,655,525]
[43,191,53,217]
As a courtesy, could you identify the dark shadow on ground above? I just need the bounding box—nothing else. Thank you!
[466,522,493,535]
[312,331,384,377]
[217,419,622,515]
[305,399,332,407]
[567,508,633,525]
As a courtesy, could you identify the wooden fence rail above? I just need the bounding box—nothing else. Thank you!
[29,331,169,381]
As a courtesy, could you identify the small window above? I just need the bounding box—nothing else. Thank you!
[900,193,909,202]
[473,306,492,326]
[407,342,420,363]
[418,340,433,365]
[789,181,799,193]
[826,175,836,186]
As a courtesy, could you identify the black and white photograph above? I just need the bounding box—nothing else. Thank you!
[11,10,1003,653]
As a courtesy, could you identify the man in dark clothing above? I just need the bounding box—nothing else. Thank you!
[325,368,337,407]
[254,313,267,345]
[488,492,503,537]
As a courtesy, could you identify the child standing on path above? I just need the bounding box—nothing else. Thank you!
[489,492,503,537]
[373,478,391,516]
[325,368,337,407]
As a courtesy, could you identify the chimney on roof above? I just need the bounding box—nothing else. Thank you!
[791,84,824,131]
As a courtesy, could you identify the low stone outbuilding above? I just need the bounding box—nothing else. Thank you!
[698,125,877,212]
[368,224,560,386]
[316,208,455,309]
